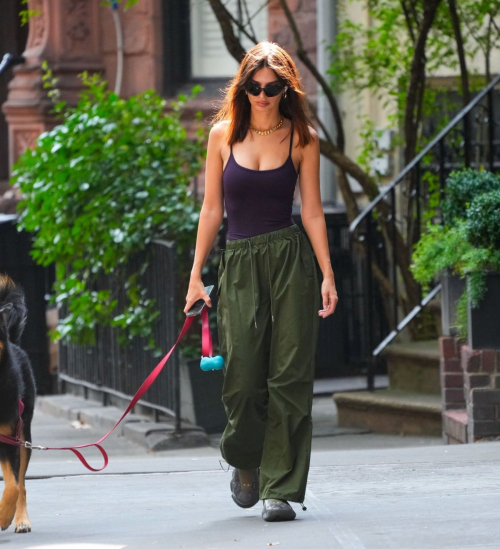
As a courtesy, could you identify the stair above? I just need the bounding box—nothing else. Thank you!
[333,339,442,436]
[383,340,441,394]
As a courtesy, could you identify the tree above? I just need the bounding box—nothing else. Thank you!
[207,0,500,339]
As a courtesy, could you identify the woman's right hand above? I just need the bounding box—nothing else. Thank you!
[183,277,212,315]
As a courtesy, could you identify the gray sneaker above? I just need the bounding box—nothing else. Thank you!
[230,468,260,508]
[262,499,296,522]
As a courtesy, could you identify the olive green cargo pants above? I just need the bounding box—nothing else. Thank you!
[216,224,321,504]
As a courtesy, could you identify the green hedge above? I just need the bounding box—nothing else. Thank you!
[442,168,500,225]
[465,189,500,249]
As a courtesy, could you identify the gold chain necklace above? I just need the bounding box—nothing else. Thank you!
[249,117,283,136]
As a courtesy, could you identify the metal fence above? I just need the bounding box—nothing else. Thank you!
[58,239,180,422]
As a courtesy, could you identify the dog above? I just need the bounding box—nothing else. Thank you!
[0,273,35,533]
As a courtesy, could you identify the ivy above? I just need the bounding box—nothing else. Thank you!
[19,0,40,26]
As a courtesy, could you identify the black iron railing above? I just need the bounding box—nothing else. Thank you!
[350,73,500,390]
[58,239,181,426]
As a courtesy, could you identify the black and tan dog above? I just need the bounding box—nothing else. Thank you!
[0,273,35,533]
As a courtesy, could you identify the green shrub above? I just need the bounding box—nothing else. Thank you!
[10,65,208,352]
[411,218,500,339]
[465,189,500,249]
[411,167,500,340]
[442,168,500,225]
[410,220,469,291]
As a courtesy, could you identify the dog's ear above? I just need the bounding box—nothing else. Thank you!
[0,303,13,327]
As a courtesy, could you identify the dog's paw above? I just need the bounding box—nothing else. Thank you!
[0,510,14,531]
[14,519,31,533]
[0,488,19,530]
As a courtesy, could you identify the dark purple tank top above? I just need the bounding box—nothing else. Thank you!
[222,126,298,241]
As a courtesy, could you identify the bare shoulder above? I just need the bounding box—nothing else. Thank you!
[295,124,318,151]
[210,120,231,139]
[297,125,319,157]
[305,124,319,144]
[207,121,230,164]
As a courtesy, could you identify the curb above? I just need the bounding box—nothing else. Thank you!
[36,394,210,451]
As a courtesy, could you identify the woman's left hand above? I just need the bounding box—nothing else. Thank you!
[318,276,338,318]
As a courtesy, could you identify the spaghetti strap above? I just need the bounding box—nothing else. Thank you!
[288,127,294,157]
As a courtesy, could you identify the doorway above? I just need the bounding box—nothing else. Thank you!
[0,1,29,183]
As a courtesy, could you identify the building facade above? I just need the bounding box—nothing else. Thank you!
[0,0,346,213]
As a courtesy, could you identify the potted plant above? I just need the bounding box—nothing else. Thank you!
[463,189,500,348]
[438,169,500,337]
[410,169,500,347]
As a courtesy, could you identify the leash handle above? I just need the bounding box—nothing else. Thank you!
[0,306,214,472]
[201,306,213,357]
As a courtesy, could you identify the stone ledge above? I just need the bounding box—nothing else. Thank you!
[36,395,104,422]
[334,389,442,413]
[443,409,468,444]
[123,422,209,451]
[334,389,442,437]
[35,394,210,451]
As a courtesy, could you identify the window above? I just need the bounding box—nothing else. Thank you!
[163,0,192,97]
[190,0,268,78]
[163,0,269,96]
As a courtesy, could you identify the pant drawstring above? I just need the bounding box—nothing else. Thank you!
[248,240,258,329]
[265,234,275,323]
[247,236,275,328]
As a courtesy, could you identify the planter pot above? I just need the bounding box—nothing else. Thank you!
[467,271,500,349]
[441,269,466,337]
[185,357,227,434]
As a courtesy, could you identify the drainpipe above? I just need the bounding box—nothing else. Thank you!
[111,1,124,96]
[316,0,337,206]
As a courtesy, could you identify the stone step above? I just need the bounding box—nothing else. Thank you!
[443,409,468,444]
[333,388,442,437]
[380,339,440,394]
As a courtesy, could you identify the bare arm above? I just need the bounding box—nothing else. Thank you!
[183,123,226,314]
[298,126,338,318]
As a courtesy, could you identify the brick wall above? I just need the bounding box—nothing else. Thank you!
[268,0,318,97]
[440,335,500,443]
[462,345,500,441]
[440,336,465,411]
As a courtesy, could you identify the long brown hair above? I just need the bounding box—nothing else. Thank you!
[209,40,314,149]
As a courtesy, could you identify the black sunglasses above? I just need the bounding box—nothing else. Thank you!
[245,82,286,97]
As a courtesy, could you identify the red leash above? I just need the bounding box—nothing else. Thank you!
[0,307,213,471]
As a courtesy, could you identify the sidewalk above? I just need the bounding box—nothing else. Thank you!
[33,388,435,459]
[4,402,500,548]
[32,373,390,454]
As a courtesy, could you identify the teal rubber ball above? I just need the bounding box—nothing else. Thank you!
[200,355,225,371]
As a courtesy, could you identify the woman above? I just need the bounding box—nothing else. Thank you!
[184,40,338,522]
